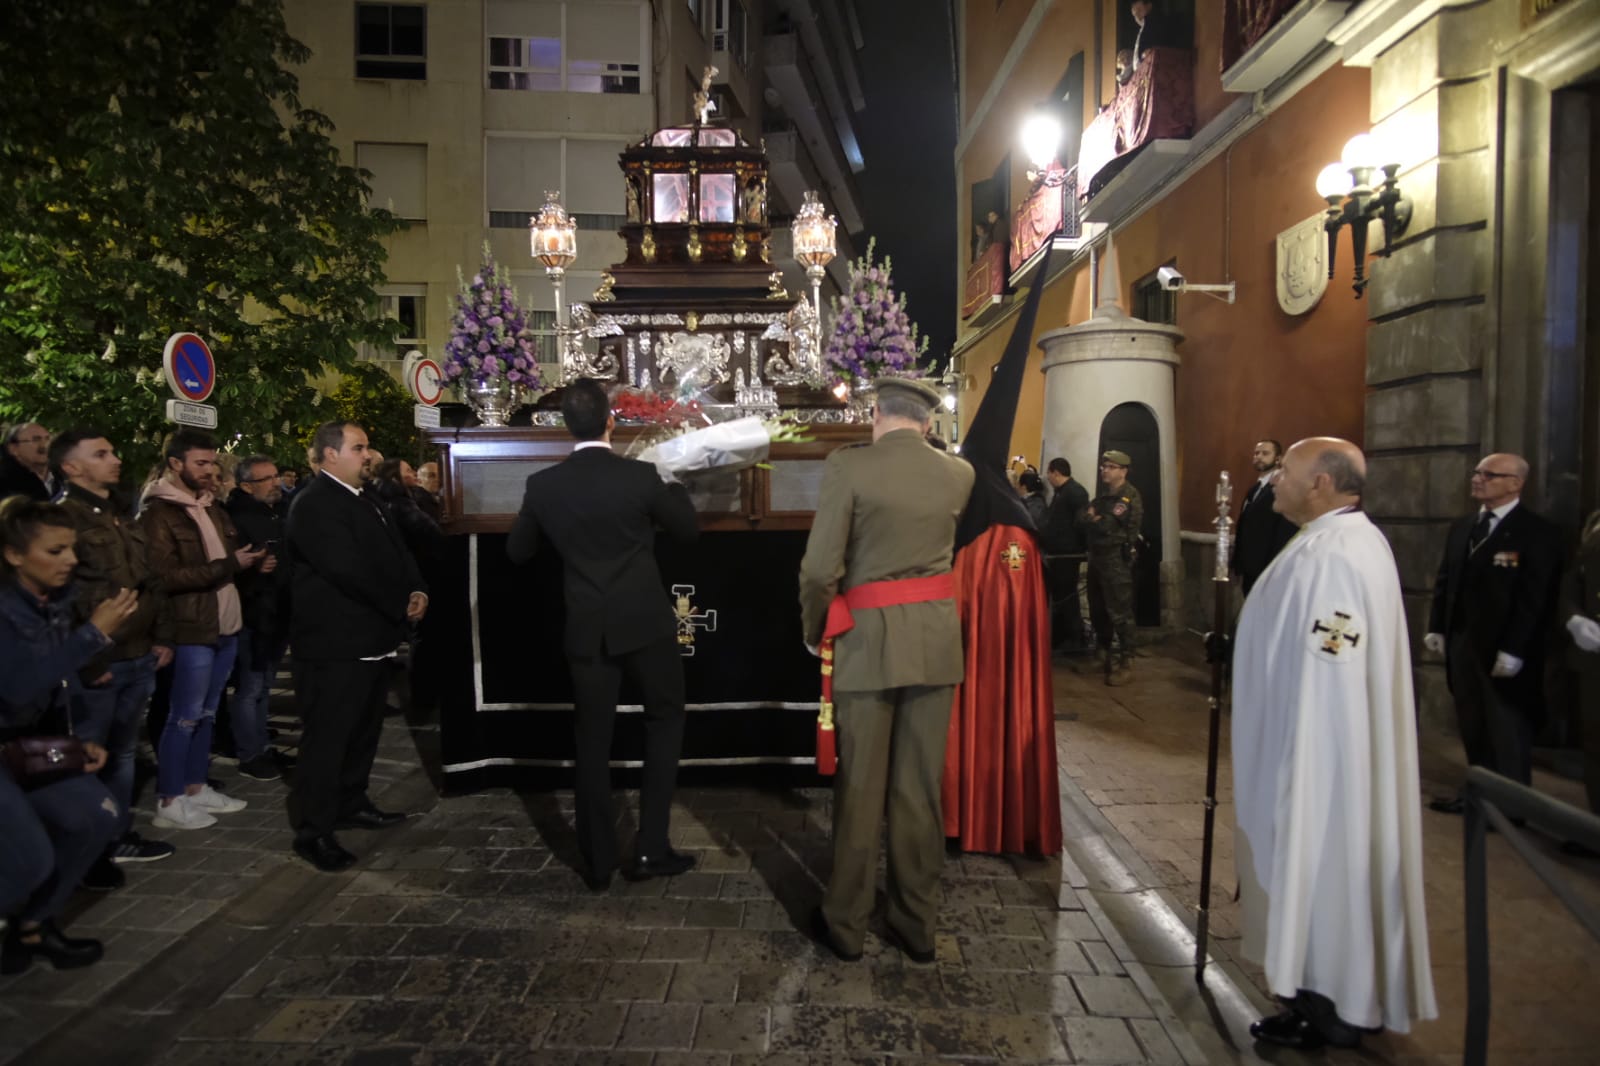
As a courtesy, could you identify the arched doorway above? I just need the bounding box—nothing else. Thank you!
[1098,402,1161,626]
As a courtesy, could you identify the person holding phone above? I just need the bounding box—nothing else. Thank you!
[225,455,293,780]
[1,498,136,973]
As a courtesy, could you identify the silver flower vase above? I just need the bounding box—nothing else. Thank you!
[465,377,522,427]
[847,379,874,423]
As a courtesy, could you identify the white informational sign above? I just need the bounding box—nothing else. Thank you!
[413,404,442,429]
[166,399,219,429]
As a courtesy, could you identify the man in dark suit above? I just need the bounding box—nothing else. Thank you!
[284,421,427,872]
[1041,457,1089,651]
[507,379,700,890]
[1425,452,1561,805]
[1232,439,1299,596]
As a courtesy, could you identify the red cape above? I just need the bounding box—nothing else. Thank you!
[943,524,1063,855]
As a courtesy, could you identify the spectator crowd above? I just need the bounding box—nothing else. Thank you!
[0,418,441,975]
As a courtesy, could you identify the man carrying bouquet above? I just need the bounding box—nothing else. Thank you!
[799,376,974,963]
[507,379,700,891]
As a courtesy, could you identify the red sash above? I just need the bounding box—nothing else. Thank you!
[816,573,956,775]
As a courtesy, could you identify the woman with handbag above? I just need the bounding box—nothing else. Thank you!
[1,499,138,974]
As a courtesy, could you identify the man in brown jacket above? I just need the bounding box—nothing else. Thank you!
[52,429,177,885]
[800,377,975,963]
[141,429,267,831]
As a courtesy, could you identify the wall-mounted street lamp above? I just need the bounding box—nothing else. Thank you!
[1316,133,1412,298]
[792,190,838,333]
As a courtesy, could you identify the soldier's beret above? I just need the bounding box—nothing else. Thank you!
[1101,449,1132,467]
[871,375,943,411]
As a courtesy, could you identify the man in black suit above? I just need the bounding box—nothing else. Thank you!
[1041,458,1089,651]
[284,421,427,871]
[507,379,700,890]
[1232,439,1299,596]
[1425,452,1561,804]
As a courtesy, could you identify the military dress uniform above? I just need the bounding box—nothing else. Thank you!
[799,378,975,961]
[1081,451,1143,684]
[1564,513,1600,815]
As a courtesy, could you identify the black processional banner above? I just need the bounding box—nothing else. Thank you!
[433,531,821,784]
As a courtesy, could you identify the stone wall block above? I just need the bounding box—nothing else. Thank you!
[1379,519,1452,592]
[1366,376,1481,450]
[1371,19,1441,120]
[1367,229,1488,318]
[1413,662,1457,738]
[1366,304,1486,383]
[1426,451,1477,516]
[1365,454,1430,518]
[1434,150,1492,226]
[1439,77,1494,156]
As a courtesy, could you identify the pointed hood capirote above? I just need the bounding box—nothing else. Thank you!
[954,242,1055,551]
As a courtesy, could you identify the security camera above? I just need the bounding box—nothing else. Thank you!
[1157,265,1185,291]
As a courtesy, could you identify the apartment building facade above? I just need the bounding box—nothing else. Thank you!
[282,0,867,377]
[952,0,1599,733]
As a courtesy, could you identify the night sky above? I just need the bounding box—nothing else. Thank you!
[852,0,959,373]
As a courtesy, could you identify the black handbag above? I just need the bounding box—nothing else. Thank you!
[0,735,87,790]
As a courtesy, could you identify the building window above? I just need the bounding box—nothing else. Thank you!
[356,3,426,80]
[713,0,748,68]
[1133,268,1178,325]
[362,285,427,362]
[488,36,561,91]
[568,59,641,94]
[355,143,427,220]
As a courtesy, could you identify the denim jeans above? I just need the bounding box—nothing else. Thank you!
[0,765,120,923]
[157,636,238,799]
[231,630,286,762]
[72,653,157,837]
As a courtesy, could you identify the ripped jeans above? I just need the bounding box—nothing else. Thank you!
[156,636,239,800]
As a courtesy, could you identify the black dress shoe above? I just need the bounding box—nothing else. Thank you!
[1249,1009,1325,1050]
[808,907,863,962]
[583,867,614,893]
[882,923,936,965]
[1429,796,1466,815]
[623,847,697,881]
[293,834,356,873]
[335,807,407,830]
[2,920,103,974]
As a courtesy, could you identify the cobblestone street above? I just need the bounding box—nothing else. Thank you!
[4,642,1598,1065]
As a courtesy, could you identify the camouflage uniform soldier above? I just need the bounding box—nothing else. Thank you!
[1081,449,1143,685]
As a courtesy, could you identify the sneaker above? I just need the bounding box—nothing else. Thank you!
[237,753,281,781]
[152,797,218,830]
[82,855,126,891]
[109,832,176,864]
[188,784,248,814]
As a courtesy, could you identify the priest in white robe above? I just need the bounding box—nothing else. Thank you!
[1232,437,1436,1051]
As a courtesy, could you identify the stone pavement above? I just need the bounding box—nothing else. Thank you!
[2,683,1202,1065]
[1050,636,1600,1066]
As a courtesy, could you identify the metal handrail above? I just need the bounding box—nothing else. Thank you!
[1461,766,1600,1066]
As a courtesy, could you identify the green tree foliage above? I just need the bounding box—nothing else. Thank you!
[0,0,401,474]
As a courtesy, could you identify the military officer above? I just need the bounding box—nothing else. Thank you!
[1081,449,1143,685]
[799,376,975,964]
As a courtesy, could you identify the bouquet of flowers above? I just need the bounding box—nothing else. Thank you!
[441,244,542,393]
[823,237,929,384]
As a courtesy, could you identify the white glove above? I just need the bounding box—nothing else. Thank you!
[1490,651,1523,678]
[1423,632,1445,655]
[805,641,821,658]
[1568,614,1600,654]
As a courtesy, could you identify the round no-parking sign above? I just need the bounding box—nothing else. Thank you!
[162,333,216,403]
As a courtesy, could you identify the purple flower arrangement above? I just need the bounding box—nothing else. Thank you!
[823,238,929,384]
[441,244,541,391]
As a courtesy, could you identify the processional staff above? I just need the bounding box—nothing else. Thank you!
[1196,470,1232,981]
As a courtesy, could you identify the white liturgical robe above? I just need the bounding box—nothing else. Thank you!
[1232,508,1437,1032]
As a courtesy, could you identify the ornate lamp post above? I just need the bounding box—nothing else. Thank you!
[530,190,579,382]
[792,190,837,333]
